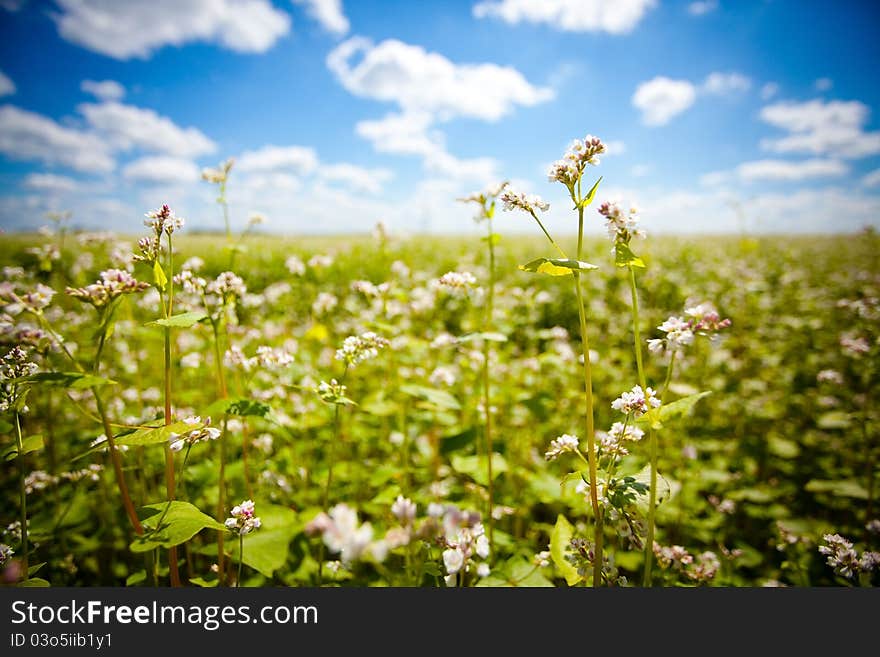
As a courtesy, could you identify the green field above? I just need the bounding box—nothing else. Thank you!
[0,227,877,587]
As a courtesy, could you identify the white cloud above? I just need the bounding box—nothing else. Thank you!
[735,158,847,182]
[235,144,319,174]
[702,158,848,184]
[79,101,216,158]
[814,77,833,92]
[53,0,291,60]
[0,105,115,172]
[22,173,78,193]
[424,151,499,183]
[123,156,200,183]
[632,76,697,126]
[473,0,656,34]
[327,37,553,122]
[630,164,651,177]
[702,72,750,95]
[81,79,125,101]
[862,169,880,188]
[355,112,438,156]
[687,0,718,16]
[292,0,349,35]
[759,99,880,159]
[0,70,15,97]
[760,82,779,100]
[317,163,393,194]
[603,140,626,156]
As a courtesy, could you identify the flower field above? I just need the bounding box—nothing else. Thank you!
[0,172,878,587]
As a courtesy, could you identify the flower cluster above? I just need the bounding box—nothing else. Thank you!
[596,422,645,461]
[144,205,184,236]
[457,181,508,222]
[0,543,13,566]
[611,385,660,417]
[201,158,234,185]
[818,533,879,579]
[499,188,550,215]
[652,543,720,583]
[66,269,149,308]
[390,495,417,526]
[306,504,385,565]
[225,345,293,372]
[0,283,56,315]
[168,416,221,452]
[206,271,247,300]
[1,346,38,413]
[441,516,490,585]
[647,303,731,355]
[315,379,349,405]
[598,201,644,245]
[545,433,580,461]
[684,303,733,333]
[547,135,605,187]
[435,271,477,290]
[334,331,389,366]
[225,499,261,536]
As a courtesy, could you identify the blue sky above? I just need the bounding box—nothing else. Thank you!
[1,0,879,235]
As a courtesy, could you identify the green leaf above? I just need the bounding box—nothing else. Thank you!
[578,176,602,209]
[206,398,271,418]
[817,411,852,430]
[131,501,226,552]
[614,243,645,269]
[805,479,869,500]
[456,331,508,343]
[399,384,461,411]
[2,434,44,461]
[481,233,501,246]
[519,257,599,276]
[637,391,712,430]
[126,571,147,586]
[188,576,219,587]
[632,466,678,511]
[12,372,116,389]
[27,562,46,576]
[229,505,299,578]
[153,260,167,291]
[450,453,508,486]
[146,311,208,328]
[19,578,50,587]
[440,427,477,455]
[115,420,198,447]
[550,515,581,586]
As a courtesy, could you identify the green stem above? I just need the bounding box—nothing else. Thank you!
[216,415,228,584]
[14,408,28,576]
[237,534,243,588]
[627,265,657,586]
[163,235,181,587]
[574,206,602,587]
[483,214,496,553]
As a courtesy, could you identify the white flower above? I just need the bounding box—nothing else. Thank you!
[611,385,661,417]
[225,499,261,535]
[499,187,550,215]
[334,332,390,366]
[476,563,491,578]
[285,255,306,276]
[391,496,417,525]
[436,271,477,289]
[475,534,490,559]
[545,434,580,460]
[443,547,465,575]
